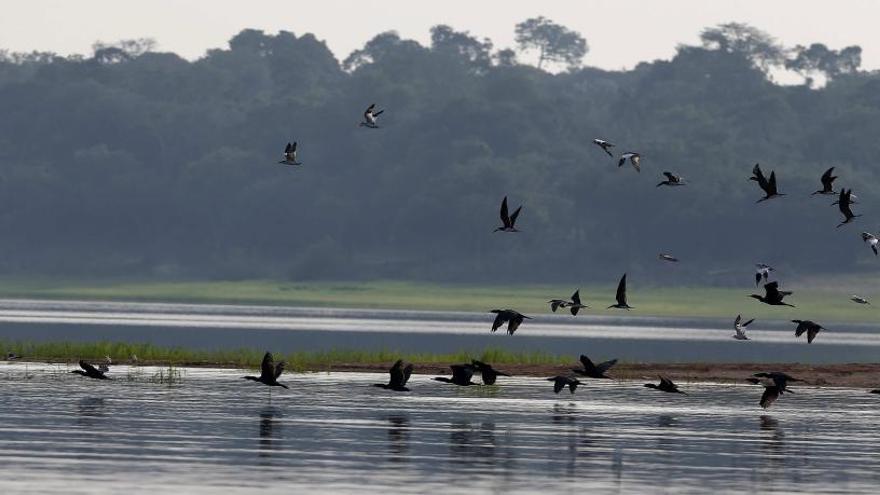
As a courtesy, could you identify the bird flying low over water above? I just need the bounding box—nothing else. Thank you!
[548,375,581,394]
[278,142,301,166]
[656,171,685,187]
[373,359,413,391]
[549,289,589,315]
[243,352,289,389]
[748,372,800,409]
[750,281,794,307]
[434,364,479,386]
[755,263,774,286]
[359,103,384,128]
[489,309,531,335]
[5,352,20,360]
[850,295,870,305]
[812,167,837,196]
[593,138,615,157]
[871,389,880,394]
[494,196,522,232]
[70,360,109,380]
[644,376,686,394]
[470,360,511,385]
[836,188,860,227]
[750,163,784,202]
[618,152,641,172]
[792,319,826,344]
[607,273,633,310]
[861,232,878,256]
[734,315,754,340]
[659,253,679,263]
[572,355,617,379]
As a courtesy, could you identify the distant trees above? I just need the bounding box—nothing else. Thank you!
[786,43,861,86]
[514,17,587,70]
[700,22,785,72]
[430,25,493,71]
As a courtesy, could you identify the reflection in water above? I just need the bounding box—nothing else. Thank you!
[552,403,577,425]
[760,415,784,451]
[386,415,410,463]
[657,415,678,428]
[75,397,106,426]
[449,421,496,467]
[258,408,282,459]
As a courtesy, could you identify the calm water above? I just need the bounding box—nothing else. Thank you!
[1,362,879,494]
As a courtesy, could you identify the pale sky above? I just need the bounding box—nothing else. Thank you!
[2,0,879,71]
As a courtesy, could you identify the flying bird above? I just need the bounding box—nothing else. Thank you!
[749,281,794,307]
[489,309,531,335]
[243,352,289,389]
[755,263,774,287]
[5,352,20,361]
[70,360,109,380]
[618,152,641,172]
[434,364,479,386]
[373,359,413,391]
[792,319,826,344]
[547,375,581,394]
[278,142,301,166]
[659,253,679,263]
[811,167,837,196]
[607,273,633,310]
[836,188,860,227]
[359,103,384,128]
[571,355,617,379]
[861,232,878,256]
[644,376,686,394]
[748,372,800,409]
[593,138,615,157]
[470,360,511,385]
[750,164,784,202]
[494,196,522,232]
[871,389,880,394]
[850,295,870,305]
[734,315,754,340]
[656,171,685,187]
[549,289,588,315]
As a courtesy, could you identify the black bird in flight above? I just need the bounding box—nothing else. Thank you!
[548,375,582,394]
[656,171,685,187]
[748,372,800,409]
[593,138,615,157]
[871,389,880,394]
[644,376,686,394]
[618,152,641,172]
[494,196,522,232]
[861,232,878,256]
[733,314,754,340]
[470,360,511,385]
[750,281,794,307]
[489,309,531,335]
[836,188,860,227]
[811,167,837,196]
[549,289,588,315]
[243,352,289,389]
[755,263,774,287]
[659,253,679,263]
[792,319,826,344]
[572,355,617,379]
[373,359,414,391]
[278,142,301,166]
[750,163,784,202]
[70,360,109,380]
[434,364,479,386]
[359,103,384,128]
[607,273,633,310]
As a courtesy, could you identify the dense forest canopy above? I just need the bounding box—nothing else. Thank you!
[0,20,877,286]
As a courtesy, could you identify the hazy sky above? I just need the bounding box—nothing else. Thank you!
[3,0,879,71]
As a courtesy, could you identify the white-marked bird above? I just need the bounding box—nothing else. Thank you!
[734,315,754,340]
[278,142,301,166]
[359,103,384,128]
[861,232,878,256]
[618,152,641,172]
[593,138,615,157]
[851,295,870,305]
[755,263,774,287]
[659,253,679,263]
[656,171,685,187]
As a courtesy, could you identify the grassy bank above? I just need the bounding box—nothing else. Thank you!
[0,277,876,322]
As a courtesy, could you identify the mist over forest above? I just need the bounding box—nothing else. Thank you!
[0,20,876,286]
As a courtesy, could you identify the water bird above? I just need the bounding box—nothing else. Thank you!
[750,163,784,202]
[572,355,617,379]
[851,295,870,305]
[861,232,878,255]
[644,376,686,394]
[659,253,679,262]
[656,171,685,187]
[548,375,581,394]
[494,196,522,232]
[750,281,794,307]
[489,309,531,335]
[871,389,880,394]
[278,142,301,165]
[243,352,289,389]
[434,364,479,386]
[811,167,837,196]
[755,263,774,286]
[734,315,754,340]
[359,103,384,128]
[593,138,615,157]
[607,273,633,310]
[618,152,641,172]
[836,188,860,227]
[70,360,109,380]
[470,360,511,385]
[792,319,826,344]
[5,352,20,360]
[549,289,588,315]
[748,372,800,409]
[373,359,413,391]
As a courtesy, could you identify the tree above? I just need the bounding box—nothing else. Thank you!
[514,17,587,70]
[786,43,861,86]
[429,25,493,71]
[493,48,518,67]
[700,23,785,72]
[91,38,156,63]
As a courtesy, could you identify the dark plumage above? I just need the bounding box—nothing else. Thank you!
[470,360,511,385]
[754,263,774,286]
[278,141,301,165]
[70,360,109,380]
[243,352,289,389]
[548,289,588,315]
[607,273,633,310]
[373,359,413,391]
[548,375,581,394]
[494,196,522,232]
[618,152,641,172]
[360,103,384,128]
[792,319,825,344]
[489,309,531,335]
[811,167,837,195]
[748,372,800,409]
[749,281,794,307]
[750,163,784,202]
[434,364,479,386]
[836,188,860,228]
[656,171,685,187]
[644,376,686,394]
[572,355,617,379]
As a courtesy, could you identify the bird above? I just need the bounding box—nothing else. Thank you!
[656,171,685,187]
[750,164,784,202]
[850,295,870,305]
[434,364,479,386]
[659,253,679,262]
[5,352,20,361]
[359,103,384,128]
[70,360,109,380]
[489,309,531,335]
[547,297,569,313]
[593,138,615,157]
[98,355,111,373]
[547,375,581,394]
[618,152,641,172]
[754,263,774,287]
[871,389,880,394]
[243,352,289,389]
[373,359,413,391]
[566,289,589,315]
[571,355,617,379]
[811,167,837,196]
[734,315,754,340]
[836,188,860,227]
[750,281,794,307]
[748,372,800,409]
[607,273,633,310]
[644,376,686,394]
[470,360,511,385]
[494,195,522,232]
[278,142,301,166]
[861,232,878,256]
[792,319,826,344]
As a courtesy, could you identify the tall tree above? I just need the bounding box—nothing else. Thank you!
[514,17,587,70]
[786,43,861,86]
[700,22,785,72]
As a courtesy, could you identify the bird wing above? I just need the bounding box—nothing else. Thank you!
[499,196,510,226]
[663,171,675,181]
[595,358,618,374]
[630,154,641,172]
[284,142,292,153]
[735,314,742,327]
[451,364,474,383]
[615,273,628,305]
[373,109,384,117]
[550,300,561,312]
[742,318,755,328]
[274,361,285,379]
[793,321,807,338]
[760,386,780,409]
[491,311,507,332]
[571,290,581,305]
[767,171,778,194]
[509,206,522,226]
[807,325,821,344]
[260,352,274,380]
[553,377,565,393]
[291,141,297,152]
[617,156,626,167]
[402,363,414,386]
[389,359,404,387]
[579,355,597,374]
[821,167,835,188]
[79,360,99,374]
[507,314,524,335]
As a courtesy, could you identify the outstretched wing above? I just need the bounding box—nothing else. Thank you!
[821,167,835,188]
[768,171,778,193]
[373,109,384,117]
[507,314,524,335]
[509,206,522,226]
[760,386,780,409]
[274,360,285,379]
[491,311,507,332]
[402,363,413,386]
[663,171,675,181]
[615,274,628,305]
[807,325,821,344]
[579,355,597,374]
[389,359,404,387]
[742,318,755,328]
[595,359,618,374]
[451,364,474,383]
[571,290,581,305]
[79,360,99,374]
[630,154,641,172]
[499,196,510,225]
[552,377,565,393]
[260,352,274,380]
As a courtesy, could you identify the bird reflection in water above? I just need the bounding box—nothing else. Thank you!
[258,408,282,459]
[75,397,106,427]
[386,415,410,463]
[657,415,678,428]
[449,421,496,467]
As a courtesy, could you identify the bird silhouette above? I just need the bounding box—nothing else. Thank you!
[861,232,879,255]
[494,196,522,232]
[748,372,800,409]
[373,359,413,391]
[70,360,109,380]
[359,103,384,128]
[749,281,794,307]
[434,364,479,386]
[607,273,633,310]
[836,188,860,227]
[243,352,289,389]
[792,319,826,344]
[755,263,774,286]
[593,138,615,157]
[489,309,531,335]
[850,295,870,305]
[644,376,686,394]
[751,164,784,202]
[549,289,588,315]
[811,167,837,195]
[571,355,617,379]
[618,152,641,172]
[733,314,754,340]
[548,375,581,394]
[656,171,685,187]
[278,142,301,165]
[659,253,679,262]
[470,360,511,385]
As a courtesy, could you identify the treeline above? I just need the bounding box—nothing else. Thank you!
[0,21,878,286]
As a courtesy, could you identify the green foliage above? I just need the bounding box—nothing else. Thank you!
[514,16,587,70]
